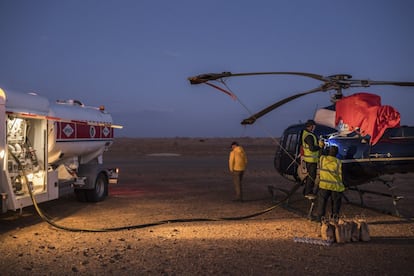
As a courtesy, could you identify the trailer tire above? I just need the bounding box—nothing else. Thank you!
[86,172,108,202]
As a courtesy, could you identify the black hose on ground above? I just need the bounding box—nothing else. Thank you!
[26,174,302,232]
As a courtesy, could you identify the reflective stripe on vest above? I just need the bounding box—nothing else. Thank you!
[301,130,319,163]
[319,155,345,192]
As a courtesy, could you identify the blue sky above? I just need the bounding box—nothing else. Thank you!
[1,0,413,137]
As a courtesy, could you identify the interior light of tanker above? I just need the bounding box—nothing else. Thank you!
[8,117,24,133]
[25,173,35,192]
[0,149,4,159]
[26,173,34,182]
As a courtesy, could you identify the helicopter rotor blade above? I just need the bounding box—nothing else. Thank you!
[188,71,414,125]
[188,71,327,84]
[241,86,324,125]
[347,79,414,88]
[188,72,232,84]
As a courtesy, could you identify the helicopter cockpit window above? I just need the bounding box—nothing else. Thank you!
[384,128,402,138]
[285,133,298,152]
[402,127,414,137]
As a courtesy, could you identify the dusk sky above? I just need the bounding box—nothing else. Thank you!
[1,0,413,138]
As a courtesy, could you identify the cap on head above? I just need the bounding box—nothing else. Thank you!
[328,145,339,156]
[231,141,239,147]
[305,119,316,127]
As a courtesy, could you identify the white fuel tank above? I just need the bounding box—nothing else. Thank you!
[5,90,50,115]
[48,99,115,165]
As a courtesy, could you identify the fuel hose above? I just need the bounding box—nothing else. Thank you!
[25,170,301,232]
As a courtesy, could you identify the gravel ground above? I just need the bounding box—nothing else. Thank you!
[1,138,413,275]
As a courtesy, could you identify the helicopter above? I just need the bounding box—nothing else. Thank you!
[188,72,414,214]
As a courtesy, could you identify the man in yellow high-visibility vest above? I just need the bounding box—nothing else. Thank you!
[301,119,324,199]
[316,145,345,221]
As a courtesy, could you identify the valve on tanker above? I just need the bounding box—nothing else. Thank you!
[28,146,39,167]
[12,175,24,195]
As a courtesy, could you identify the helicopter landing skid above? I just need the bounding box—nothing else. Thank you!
[306,197,316,220]
[345,177,404,217]
[267,184,299,206]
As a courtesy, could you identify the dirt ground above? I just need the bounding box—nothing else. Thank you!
[1,137,414,275]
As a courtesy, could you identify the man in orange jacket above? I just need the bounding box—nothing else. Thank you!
[229,141,248,202]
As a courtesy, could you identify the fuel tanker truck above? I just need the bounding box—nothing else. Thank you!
[0,88,121,213]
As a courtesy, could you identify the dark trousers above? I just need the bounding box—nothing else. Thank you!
[232,170,244,200]
[304,162,317,195]
[316,188,343,219]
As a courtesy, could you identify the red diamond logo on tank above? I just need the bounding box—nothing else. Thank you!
[89,126,96,138]
[102,126,110,137]
[63,124,74,137]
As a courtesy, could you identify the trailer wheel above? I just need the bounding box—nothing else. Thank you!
[86,173,108,202]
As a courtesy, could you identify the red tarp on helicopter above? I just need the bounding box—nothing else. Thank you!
[335,92,400,145]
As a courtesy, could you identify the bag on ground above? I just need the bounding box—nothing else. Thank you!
[320,217,335,242]
[356,217,371,242]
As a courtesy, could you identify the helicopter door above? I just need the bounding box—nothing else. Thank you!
[275,130,300,178]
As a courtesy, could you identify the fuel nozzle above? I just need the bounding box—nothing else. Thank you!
[318,136,325,149]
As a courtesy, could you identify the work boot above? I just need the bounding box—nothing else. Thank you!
[305,194,317,200]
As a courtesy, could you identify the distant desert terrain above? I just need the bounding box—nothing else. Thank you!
[1,137,413,275]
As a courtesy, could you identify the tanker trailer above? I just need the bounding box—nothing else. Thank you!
[0,88,121,213]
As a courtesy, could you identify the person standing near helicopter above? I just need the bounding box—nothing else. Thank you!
[229,141,248,202]
[301,119,324,199]
[316,145,345,220]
